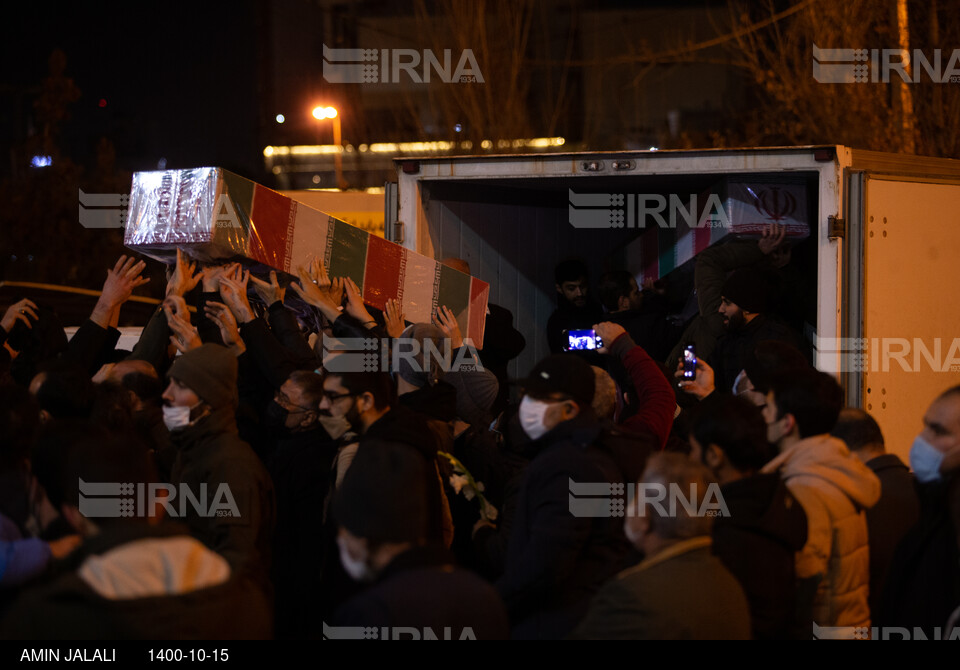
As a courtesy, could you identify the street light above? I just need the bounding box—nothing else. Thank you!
[311,105,345,188]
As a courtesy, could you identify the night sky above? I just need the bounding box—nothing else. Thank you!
[1,0,262,179]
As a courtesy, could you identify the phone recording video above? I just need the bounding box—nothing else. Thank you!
[683,344,697,379]
[564,329,603,351]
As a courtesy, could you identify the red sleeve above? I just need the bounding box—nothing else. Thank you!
[613,334,676,449]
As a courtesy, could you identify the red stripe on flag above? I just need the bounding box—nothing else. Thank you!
[249,185,294,269]
[639,227,659,283]
[362,235,404,311]
[468,278,489,350]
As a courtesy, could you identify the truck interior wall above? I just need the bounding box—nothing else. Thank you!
[417,172,822,385]
[420,192,624,380]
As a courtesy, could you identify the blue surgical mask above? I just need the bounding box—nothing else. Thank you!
[909,434,945,483]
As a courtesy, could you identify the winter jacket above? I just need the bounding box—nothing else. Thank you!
[570,537,751,640]
[333,545,509,640]
[497,411,631,639]
[712,472,808,639]
[169,406,276,587]
[878,476,960,631]
[710,313,803,394]
[761,434,881,628]
[607,333,676,451]
[863,453,920,617]
[0,522,271,639]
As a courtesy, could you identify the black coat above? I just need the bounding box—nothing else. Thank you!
[710,313,803,393]
[496,412,631,639]
[864,453,920,617]
[268,425,339,638]
[169,406,276,588]
[334,545,508,639]
[878,477,960,631]
[711,472,808,639]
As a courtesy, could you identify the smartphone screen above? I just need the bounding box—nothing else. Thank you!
[683,345,697,379]
[565,329,603,351]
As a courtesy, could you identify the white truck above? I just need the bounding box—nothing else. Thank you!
[387,145,960,463]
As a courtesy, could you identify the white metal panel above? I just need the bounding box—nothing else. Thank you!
[862,177,960,462]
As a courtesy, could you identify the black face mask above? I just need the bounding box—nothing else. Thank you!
[264,400,290,432]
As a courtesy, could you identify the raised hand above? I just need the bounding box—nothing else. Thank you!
[218,268,255,324]
[249,270,286,306]
[204,300,245,353]
[342,277,374,325]
[166,248,204,297]
[163,296,201,353]
[757,223,787,255]
[201,263,233,293]
[92,255,150,328]
[291,265,341,323]
[1,298,38,333]
[593,321,626,353]
[103,255,150,305]
[433,305,464,350]
[675,356,716,400]
[384,298,406,339]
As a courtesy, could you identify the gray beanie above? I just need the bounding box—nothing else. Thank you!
[167,343,238,408]
[446,367,499,428]
[397,323,447,388]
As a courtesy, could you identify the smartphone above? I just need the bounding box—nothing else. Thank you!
[563,329,603,351]
[683,344,697,379]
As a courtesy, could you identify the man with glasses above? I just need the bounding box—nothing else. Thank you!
[267,370,341,638]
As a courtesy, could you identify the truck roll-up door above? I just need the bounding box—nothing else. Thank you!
[857,176,960,463]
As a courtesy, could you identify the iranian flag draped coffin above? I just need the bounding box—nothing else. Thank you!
[124,167,488,346]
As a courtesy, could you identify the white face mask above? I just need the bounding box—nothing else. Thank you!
[318,413,352,440]
[337,536,374,582]
[162,402,205,432]
[519,395,553,441]
[162,405,193,431]
[909,434,945,483]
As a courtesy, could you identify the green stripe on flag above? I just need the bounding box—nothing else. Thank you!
[657,228,676,276]
[437,264,471,331]
[328,219,369,290]
[222,170,255,223]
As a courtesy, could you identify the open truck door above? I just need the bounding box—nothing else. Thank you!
[842,151,960,463]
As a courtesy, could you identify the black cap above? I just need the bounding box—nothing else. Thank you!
[515,354,595,407]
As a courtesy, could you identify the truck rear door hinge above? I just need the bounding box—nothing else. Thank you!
[828,216,845,240]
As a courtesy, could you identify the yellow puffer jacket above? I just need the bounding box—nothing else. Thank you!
[762,434,881,628]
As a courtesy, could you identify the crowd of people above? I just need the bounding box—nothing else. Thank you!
[0,224,958,640]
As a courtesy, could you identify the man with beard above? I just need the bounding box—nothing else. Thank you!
[265,370,341,638]
[710,267,802,394]
[317,370,451,620]
[546,259,604,356]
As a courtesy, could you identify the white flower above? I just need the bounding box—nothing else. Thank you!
[449,474,469,495]
[482,499,499,522]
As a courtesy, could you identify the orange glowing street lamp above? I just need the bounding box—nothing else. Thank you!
[312,105,345,188]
